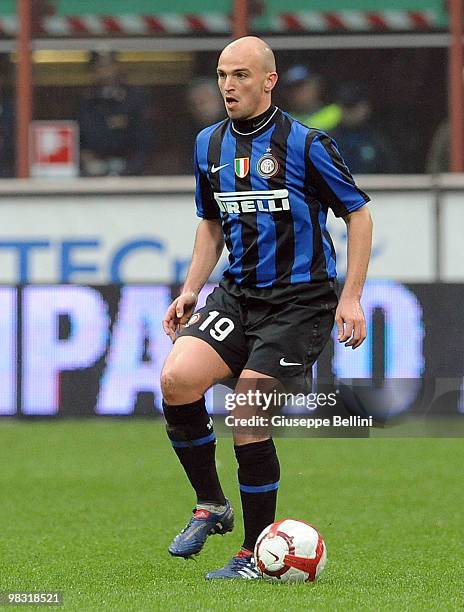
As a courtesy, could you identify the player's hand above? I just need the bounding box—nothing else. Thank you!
[162,291,198,342]
[335,297,366,349]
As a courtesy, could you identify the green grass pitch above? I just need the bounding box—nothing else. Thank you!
[0,420,463,611]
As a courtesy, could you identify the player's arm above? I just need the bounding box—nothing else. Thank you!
[183,218,224,297]
[162,219,224,341]
[336,205,373,348]
[307,133,373,348]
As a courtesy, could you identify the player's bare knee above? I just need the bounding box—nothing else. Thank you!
[160,366,186,404]
[160,367,177,403]
[161,363,202,405]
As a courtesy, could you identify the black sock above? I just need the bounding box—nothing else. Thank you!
[163,398,226,505]
[235,439,280,552]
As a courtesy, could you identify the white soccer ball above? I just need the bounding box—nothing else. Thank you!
[254,519,327,583]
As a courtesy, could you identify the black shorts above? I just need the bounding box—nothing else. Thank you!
[178,277,338,391]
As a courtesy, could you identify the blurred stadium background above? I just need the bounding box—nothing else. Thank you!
[0,2,463,609]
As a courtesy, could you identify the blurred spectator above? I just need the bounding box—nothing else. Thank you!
[330,83,396,174]
[176,78,225,173]
[0,58,15,178]
[188,78,224,131]
[283,65,341,131]
[31,0,56,35]
[426,120,449,173]
[78,52,154,176]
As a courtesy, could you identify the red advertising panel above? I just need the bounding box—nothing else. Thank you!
[30,121,79,178]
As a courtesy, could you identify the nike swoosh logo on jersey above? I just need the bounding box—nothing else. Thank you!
[279,358,302,367]
[211,163,229,173]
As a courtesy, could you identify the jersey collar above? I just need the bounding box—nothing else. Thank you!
[231,106,279,137]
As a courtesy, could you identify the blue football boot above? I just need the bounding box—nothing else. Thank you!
[205,551,261,580]
[168,500,234,558]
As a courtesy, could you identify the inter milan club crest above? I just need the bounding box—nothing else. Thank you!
[257,153,279,178]
[184,313,201,328]
[234,157,250,178]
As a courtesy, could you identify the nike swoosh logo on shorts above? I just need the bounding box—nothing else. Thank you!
[279,358,303,366]
[211,163,229,173]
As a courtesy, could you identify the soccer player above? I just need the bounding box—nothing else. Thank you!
[161,36,372,580]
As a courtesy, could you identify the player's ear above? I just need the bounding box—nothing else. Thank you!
[264,72,278,93]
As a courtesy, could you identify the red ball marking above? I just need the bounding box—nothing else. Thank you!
[283,535,324,582]
[267,519,287,538]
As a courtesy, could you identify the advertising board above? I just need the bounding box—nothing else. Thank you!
[1,282,462,417]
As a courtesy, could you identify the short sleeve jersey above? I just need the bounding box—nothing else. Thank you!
[194,107,370,288]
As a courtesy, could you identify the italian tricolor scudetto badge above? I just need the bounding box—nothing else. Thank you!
[234,157,250,178]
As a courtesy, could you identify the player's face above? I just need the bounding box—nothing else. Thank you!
[216,51,273,120]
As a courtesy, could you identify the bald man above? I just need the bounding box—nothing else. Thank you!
[161,37,373,580]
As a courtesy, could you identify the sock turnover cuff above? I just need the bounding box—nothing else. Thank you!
[239,481,280,494]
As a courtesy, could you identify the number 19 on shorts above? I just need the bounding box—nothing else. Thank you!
[198,310,235,342]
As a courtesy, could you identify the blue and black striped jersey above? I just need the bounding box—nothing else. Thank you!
[194,107,370,288]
